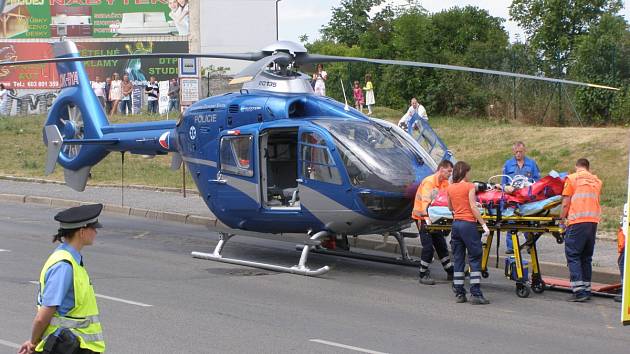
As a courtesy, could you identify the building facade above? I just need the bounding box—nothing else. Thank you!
[0,0,279,114]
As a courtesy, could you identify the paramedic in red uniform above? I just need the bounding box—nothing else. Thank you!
[447,161,490,304]
[412,160,454,285]
[560,158,602,302]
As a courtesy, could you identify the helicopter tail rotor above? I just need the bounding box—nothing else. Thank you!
[42,41,111,191]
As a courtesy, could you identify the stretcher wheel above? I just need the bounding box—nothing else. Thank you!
[481,270,489,278]
[516,284,530,298]
[531,281,545,294]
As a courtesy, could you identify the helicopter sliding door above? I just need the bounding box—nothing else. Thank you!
[212,133,259,219]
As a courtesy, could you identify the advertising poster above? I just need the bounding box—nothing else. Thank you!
[180,77,198,104]
[0,0,190,39]
[131,84,142,114]
[158,80,169,114]
[0,40,188,89]
[0,42,56,89]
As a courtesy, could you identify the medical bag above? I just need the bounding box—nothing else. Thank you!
[504,256,529,281]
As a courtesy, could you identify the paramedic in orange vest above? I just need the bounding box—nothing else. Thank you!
[560,158,603,302]
[447,161,491,304]
[615,204,627,303]
[412,160,454,285]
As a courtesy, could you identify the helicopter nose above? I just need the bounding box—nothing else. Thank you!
[404,181,421,199]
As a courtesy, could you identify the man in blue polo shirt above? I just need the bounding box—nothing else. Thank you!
[502,141,540,254]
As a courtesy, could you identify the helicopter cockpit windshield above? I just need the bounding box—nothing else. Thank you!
[314,120,421,194]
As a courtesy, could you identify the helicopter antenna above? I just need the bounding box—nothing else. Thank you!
[339,79,350,111]
[120,151,125,207]
[182,161,187,198]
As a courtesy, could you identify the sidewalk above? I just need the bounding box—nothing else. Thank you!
[0,177,621,282]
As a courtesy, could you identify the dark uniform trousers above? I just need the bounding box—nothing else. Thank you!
[564,222,597,297]
[418,224,453,274]
[451,220,483,297]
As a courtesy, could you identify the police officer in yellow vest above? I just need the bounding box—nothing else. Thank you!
[18,204,105,354]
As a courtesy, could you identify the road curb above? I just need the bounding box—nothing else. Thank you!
[0,175,617,241]
[0,175,199,195]
[0,192,620,283]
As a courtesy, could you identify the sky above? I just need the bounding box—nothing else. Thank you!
[278,0,630,44]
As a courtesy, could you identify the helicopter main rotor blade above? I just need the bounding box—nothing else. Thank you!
[0,52,267,67]
[229,52,292,85]
[299,54,620,91]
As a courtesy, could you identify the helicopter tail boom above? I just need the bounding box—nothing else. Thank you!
[43,41,179,191]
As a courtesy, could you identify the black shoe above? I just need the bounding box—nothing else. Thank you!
[455,294,467,303]
[567,295,589,302]
[614,294,622,303]
[419,272,436,285]
[471,295,490,305]
[505,249,514,255]
[446,271,454,281]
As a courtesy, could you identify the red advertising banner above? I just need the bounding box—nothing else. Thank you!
[0,42,57,89]
[0,40,188,89]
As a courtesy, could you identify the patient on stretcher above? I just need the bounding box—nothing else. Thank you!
[427,172,565,223]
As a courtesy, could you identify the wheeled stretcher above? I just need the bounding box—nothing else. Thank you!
[425,196,564,298]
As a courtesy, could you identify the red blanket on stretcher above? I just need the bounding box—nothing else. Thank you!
[431,175,566,207]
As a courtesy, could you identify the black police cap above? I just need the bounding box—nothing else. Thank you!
[54,204,103,230]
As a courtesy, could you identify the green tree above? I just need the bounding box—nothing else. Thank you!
[321,0,383,46]
[509,0,623,75]
[572,13,630,124]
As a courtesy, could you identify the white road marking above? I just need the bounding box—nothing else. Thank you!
[309,339,389,354]
[0,339,20,349]
[94,294,153,307]
[0,249,10,252]
[29,281,152,307]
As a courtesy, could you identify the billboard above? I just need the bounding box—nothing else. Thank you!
[0,40,188,89]
[0,0,189,38]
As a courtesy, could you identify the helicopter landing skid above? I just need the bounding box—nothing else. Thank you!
[191,231,331,276]
[297,232,420,267]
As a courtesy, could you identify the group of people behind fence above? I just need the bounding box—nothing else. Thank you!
[413,140,621,304]
[311,64,376,115]
[90,75,180,117]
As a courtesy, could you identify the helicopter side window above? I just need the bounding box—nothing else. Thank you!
[300,132,341,185]
[220,135,253,177]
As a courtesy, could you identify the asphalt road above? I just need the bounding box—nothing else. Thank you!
[0,202,628,354]
[0,179,621,271]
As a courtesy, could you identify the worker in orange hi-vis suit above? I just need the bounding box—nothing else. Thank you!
[615,203,627,303]
[560,158,603,303]
[412,159,454,285]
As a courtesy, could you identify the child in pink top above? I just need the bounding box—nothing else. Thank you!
[352,81,364,113]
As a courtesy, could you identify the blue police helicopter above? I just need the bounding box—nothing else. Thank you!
[2,40,618,276]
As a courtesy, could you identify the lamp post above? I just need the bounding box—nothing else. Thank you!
[275,0,281,41]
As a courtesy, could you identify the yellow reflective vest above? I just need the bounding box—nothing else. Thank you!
[35,249,105,353]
